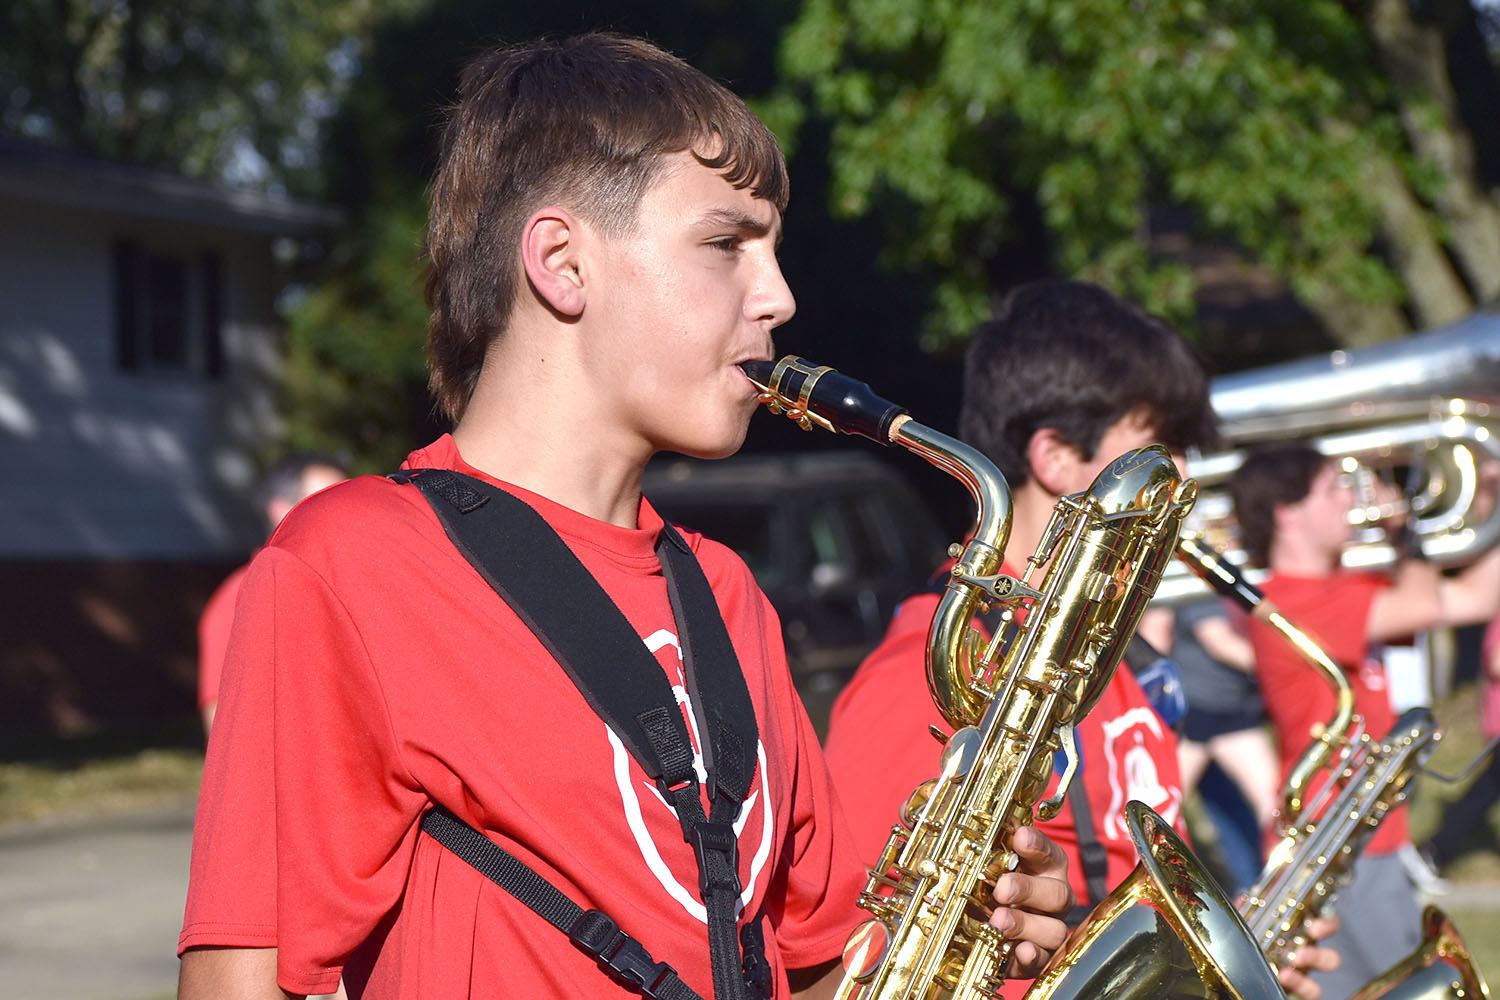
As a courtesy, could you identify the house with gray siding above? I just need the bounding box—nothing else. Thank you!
[0,141,339,733]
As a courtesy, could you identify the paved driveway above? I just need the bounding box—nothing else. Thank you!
[0,804,193,1000]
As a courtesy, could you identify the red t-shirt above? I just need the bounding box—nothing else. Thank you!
[196,562,250,710]
[179,435,865,998]
[823,576,1185,913]
[1250,571,1407,855]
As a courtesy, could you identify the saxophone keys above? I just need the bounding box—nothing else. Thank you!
[842,918,891,982]
[939,726,983,779]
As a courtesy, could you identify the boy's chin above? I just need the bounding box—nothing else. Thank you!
[667,430,750,462]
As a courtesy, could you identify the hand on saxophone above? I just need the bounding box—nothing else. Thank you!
[1274,913,1342,1000]
[988,825,1077,977]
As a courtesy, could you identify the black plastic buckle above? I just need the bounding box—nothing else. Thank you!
[569,910,675,998]
[690,821,740,897]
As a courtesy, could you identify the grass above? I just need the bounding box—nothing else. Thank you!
[0,718,204,828]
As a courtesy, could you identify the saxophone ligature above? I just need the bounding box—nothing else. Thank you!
[744,357,1278,1000]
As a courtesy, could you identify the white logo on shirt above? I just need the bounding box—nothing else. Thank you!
[607,627,774,923]
[1100,706,1182,840]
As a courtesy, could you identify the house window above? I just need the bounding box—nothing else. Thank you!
[113,240,225,376]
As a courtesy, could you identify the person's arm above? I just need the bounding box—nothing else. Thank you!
[1488,626,1500,680]
[1137,607,1174,652]
[1436,542,1500,628]
[1367,543,1500,642]
[1192,616,1256,673]
[178,947,297,1000]
[789,959,842,1000]
[1365,557,1445,643]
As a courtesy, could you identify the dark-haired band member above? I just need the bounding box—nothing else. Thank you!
[825,280,1339,1000]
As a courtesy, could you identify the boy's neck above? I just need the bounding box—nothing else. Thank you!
[1003,480,1073,575]
[450,343,651,529]
[1268,536,1341,578]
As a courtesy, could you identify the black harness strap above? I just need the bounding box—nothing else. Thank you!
[421,807,701,1000]
[1064,778,1110,926]
[394,468,768,1000]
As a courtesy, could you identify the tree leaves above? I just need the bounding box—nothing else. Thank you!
[776,0,1494,347]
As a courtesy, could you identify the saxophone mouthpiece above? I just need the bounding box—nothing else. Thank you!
[740,359,774,391]
[740,356,908,445]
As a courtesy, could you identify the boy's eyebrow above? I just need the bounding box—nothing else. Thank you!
[698,207,784,246]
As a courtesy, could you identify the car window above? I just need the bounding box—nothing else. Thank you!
[808,496,885,585]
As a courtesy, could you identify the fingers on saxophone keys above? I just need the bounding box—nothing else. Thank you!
[988,890,1070,950]
[1303,914,1341,944]
[1011,828,1072,889]
[1004,940,1048,980]
[991,862,1075,919]
[1289,943,1341,974]
[1278,966,1325,1000]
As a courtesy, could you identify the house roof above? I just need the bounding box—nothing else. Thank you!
[0,138,341,236]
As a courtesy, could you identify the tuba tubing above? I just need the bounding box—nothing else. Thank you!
[1155,309,1500,606]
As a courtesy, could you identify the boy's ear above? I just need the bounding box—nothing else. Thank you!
[519,208,586,318]
[1027,428,1080,496]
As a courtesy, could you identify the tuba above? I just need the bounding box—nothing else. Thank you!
[1155,308,1500,606]
[743,357,1280,1000]
[1349,907,1492,1000]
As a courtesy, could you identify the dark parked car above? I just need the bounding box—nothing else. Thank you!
[643,451,949,693]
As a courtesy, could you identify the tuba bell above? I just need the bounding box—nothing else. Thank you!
[1155,308,1500,605]
[1347,906,1492,1000]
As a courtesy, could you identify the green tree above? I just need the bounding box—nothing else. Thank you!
[0,0,421,194]
[775,0,1500,350]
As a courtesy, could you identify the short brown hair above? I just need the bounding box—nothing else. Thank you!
[958,280,1220,487]
[424,33,789,421]
[1229,443,1329,568]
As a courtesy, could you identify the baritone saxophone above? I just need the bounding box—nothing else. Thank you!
[742,357,1198,1000]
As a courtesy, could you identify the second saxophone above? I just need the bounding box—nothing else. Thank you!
[743,357,1198,1000]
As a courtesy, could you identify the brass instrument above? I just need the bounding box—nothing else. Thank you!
[742,357,1282,1000]
[1156,308,1500,605]
[1177,534,1359,830]
[1025,801,1284,1000]
[1244,707,1440,968]
[1176,535,1498,986]
[1349,907,1492,1000]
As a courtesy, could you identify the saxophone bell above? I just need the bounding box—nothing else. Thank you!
[1027,802,1286,1000]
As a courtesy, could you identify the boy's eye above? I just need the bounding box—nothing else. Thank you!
[709,236,742,253]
